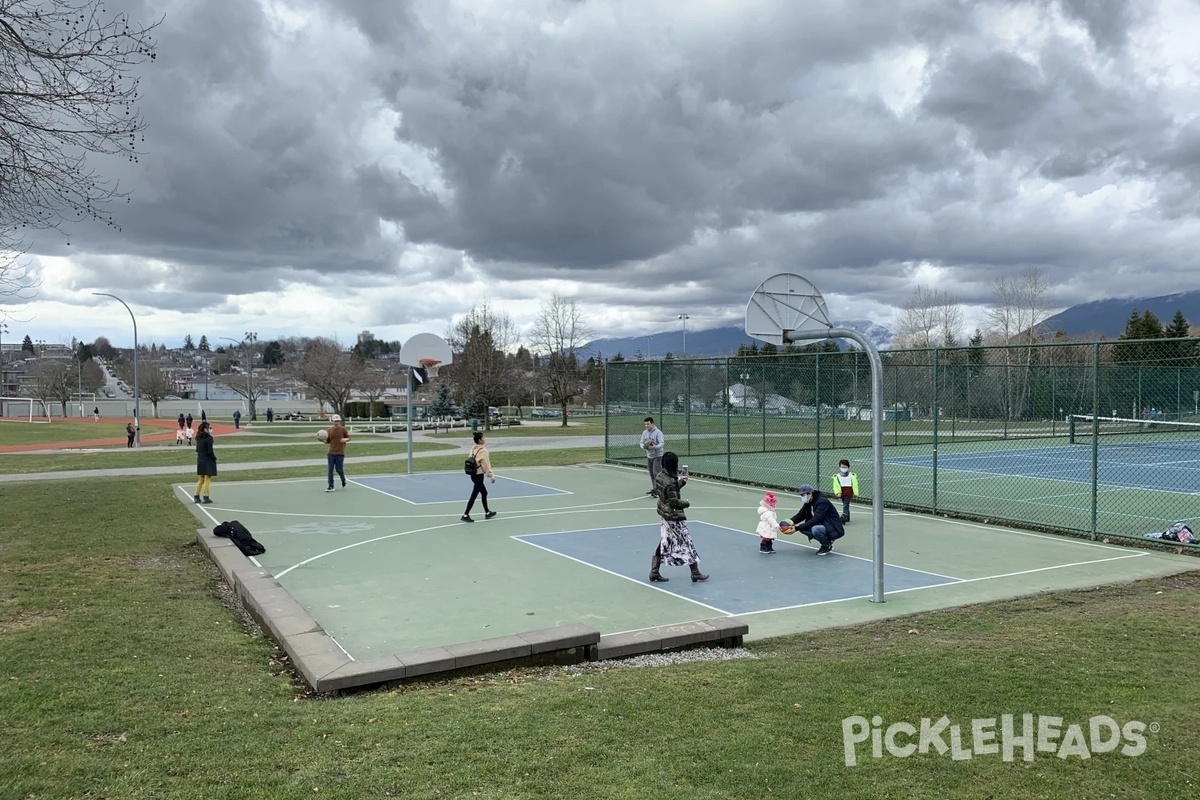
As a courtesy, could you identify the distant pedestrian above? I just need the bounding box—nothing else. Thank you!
[200,409,207,424]
[649,452,708,582]
[125,422,136,448]
[830,459,860,523]
[184,425,193,445]
[640,416,665,497]
[233,409,241,429]
[786,484,845,555]
[266,407,274,423]
[185,412,193,430]
[756,492,780,554]
[177,413,186,430]
[194,421,216,504]
[461,431,496,522]
[175,427,186,446]
[324,414,350,492]
[93,406,101,422]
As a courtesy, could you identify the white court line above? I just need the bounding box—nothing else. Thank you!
[178,485,264,569]
[886,510,1147,552]
[513,535,734,616]
[699,520,965,582]
[741,551,1149,615]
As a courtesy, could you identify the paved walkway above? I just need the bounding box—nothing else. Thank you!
[0,430,606,484]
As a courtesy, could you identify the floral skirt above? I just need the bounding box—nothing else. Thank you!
[659,520,700,567]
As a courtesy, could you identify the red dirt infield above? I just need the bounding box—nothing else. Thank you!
[0,417,243,453]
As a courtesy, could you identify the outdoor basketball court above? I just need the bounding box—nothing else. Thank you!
[182,462,1197,686]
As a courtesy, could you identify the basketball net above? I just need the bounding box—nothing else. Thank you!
[418,359,441,379]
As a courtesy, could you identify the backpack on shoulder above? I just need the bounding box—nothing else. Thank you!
[464,455,478,475]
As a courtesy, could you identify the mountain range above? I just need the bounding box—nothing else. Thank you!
[1037,290,1200,339]
[585,319,894,359]
[584,290,1200,359]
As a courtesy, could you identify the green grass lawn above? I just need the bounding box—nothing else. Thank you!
[1,431,1198,798]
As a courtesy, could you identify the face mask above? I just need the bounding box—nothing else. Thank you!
[839,467,849,475]
[801,495,811,505]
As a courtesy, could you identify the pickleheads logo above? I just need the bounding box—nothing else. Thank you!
[841,714,1154,767]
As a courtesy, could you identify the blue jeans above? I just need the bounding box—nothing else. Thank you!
[327,454,345,487]
[808,524,832,547]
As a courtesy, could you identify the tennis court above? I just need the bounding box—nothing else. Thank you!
[185,462,1197,691]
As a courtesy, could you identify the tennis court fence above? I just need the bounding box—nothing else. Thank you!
[603,336,1200,545]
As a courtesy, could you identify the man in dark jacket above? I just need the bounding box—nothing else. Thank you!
[787,484,844,555]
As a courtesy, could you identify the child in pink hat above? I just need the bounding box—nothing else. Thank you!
[756,492,780,554]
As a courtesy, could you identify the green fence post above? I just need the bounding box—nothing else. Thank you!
[1090,342,1100,540]
[932,348,939,515]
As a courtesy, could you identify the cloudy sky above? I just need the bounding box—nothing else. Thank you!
[8,0,1200,351]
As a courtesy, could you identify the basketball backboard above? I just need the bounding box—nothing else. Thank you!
[399,333,453,374]
[745,273,833,346]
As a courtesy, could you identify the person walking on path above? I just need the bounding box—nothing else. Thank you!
[830,458,859,523]
[649,451,708,583]
[233,409,242,429]
[756,491,781,554]
[461,431,496,522]
[640,417,665,497]
[185,412,194,431]
[266,407,274,423]
[125,422,136,448]
[786,484,845,555]
[177,413,186,431]
[93,406,101,422]
[200,409,207,424]
[324,414,350,492]
[193,421,217,504]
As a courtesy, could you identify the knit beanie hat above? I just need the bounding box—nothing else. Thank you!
[763,492,777,508]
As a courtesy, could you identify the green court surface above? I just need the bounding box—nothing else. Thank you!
[182,463,1196,688]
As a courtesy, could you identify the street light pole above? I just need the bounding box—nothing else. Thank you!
[678,314,689,356]
[92,293,140,446]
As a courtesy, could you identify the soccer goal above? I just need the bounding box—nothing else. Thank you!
[0,397,53,423]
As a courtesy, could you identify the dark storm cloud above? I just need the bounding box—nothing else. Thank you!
[31,0,1200,338]
[1059,0,1141,51]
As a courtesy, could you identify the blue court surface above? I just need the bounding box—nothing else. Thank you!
[888,445,1200,494]
[351,472,569,504]
[516,522,960,615]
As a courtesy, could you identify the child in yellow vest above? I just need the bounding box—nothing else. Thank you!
[830,459,859,523]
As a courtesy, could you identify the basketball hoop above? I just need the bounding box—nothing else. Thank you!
[418,358,441,379]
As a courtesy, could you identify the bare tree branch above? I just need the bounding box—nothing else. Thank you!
[1,0,158,305]
[527,294,593,425]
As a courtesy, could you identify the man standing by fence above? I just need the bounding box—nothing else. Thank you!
[640,416,665,498]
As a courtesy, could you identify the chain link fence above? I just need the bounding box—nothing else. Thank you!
[604,337,1200,546]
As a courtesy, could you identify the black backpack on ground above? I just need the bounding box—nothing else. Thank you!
[213,520,267,557]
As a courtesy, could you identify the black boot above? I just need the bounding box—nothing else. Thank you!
[689,562,709,583]
[649,551,668,582]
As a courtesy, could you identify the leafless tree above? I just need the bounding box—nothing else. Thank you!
[985,267,1053,418]
[445,303,520,429]
[28,356,70,415]
[1,2,158,236]
[138,363,171,417]
[288,338,365,416]
[527,294,594,425]
[354,363,391,418]
[895,286,964,349]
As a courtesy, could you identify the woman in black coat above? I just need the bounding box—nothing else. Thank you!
[194,421,217,504]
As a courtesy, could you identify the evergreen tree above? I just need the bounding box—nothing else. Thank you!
[183,335,195,350]
[198,335,210,351]
[22,335,34,354]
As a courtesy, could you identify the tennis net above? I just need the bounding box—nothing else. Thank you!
[1068,414,1200,454]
